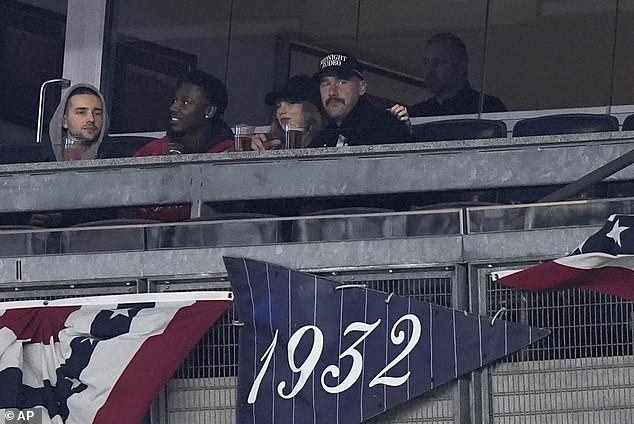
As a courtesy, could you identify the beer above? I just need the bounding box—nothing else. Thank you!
[284,124,305,149]
[238,136,252,151]
[234,124,255,151]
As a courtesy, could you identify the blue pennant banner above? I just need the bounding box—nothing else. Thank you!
[224,257,548,424]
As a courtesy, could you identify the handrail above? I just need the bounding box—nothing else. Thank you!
[36,78,71,144]
[539,148,634,202]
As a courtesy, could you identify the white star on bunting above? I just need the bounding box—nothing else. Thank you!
[606,219,629,247]
[109,308,131,318]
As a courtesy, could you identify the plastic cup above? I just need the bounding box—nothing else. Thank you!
[283,123,305,149]
[234,124,255,151]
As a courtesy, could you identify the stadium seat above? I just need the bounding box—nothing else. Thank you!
[169,213,281,248]
[622,114,634,131]
[61,219,161,253]
[411,119,507,142]
[292,207,403,242]
[512,113,619,137]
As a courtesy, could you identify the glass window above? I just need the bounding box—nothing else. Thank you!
[611,1,634,108]
[105,0,632,133]
[105,1,232,133]
[357,0,488,112]
[105,0,362,132]
[0,0,67,147]
[486,0,618,112]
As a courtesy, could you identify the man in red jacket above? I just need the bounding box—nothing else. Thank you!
[133,71,235,222]
[135,70,234,156]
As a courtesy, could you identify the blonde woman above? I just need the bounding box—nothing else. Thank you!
[251,75,323,150]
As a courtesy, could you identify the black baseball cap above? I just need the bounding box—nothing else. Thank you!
[180,70,228,115]
[265,74,320,106]
[313,52,365,80]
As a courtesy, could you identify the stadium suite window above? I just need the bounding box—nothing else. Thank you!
[486,0,619,111]
[102,0,634,134]
[0,0,67,145]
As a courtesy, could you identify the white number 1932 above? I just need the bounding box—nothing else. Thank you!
[248,314,421,403]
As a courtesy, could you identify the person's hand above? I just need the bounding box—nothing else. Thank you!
[167,142,185,155]
[389,104,410,122]
[250,134,282,151]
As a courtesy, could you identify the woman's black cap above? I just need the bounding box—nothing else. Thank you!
[265,75,320,106]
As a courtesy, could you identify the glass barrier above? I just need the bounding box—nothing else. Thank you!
[466,197,634,234]
[0,209,463,256]
[5,197,634,255]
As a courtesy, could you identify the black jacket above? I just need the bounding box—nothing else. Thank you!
[312,97,410,147]
[410,82,506,117]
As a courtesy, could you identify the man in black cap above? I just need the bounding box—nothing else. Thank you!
[313,52,410,147]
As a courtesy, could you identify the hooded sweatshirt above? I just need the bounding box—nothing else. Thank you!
[48,83,109,161]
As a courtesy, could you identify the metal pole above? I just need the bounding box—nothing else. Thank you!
[539,147,634,202]
[36,78,71,143]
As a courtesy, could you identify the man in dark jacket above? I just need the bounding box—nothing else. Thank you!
[312,52,410,147]
[409,33,506,117]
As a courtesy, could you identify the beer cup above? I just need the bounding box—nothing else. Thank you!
[234,124,255,151]
[283,122,305,149]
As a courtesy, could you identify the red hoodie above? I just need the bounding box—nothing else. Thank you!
[133,132,234,222]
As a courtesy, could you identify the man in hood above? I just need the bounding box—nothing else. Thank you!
[28,84,111,226]
[48,83,109,161]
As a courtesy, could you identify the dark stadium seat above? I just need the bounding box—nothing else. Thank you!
[512,113,619,137]
[292,207,403,242]
[622,114,634,131]
[61,219,161,253]
[168,213,281,248]
[411,119,508,142]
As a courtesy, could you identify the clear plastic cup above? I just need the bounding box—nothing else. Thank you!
[234,124,255,151]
